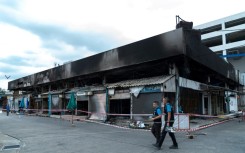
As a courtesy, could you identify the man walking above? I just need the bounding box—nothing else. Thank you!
[151,101,162,145]
[6,104,10,116]
[154,97,178,150]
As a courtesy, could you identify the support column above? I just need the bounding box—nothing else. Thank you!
[208,76,211,84]
[170,63,180,113]
[202,94,205,115]
[41,86,44,113]
[105,88,109,120]
[37,100,39,113]
[104,76,109,121]
[225,83,229,113]
[208,94,212,115]
[175,74,180,113]
[222,22,227,61]
[48,85,52,117]
[75,93,77,115]
[103,76,107,85]
[130,93,133,120]
[41,98,43,113]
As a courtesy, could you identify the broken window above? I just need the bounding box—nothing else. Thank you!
[109,99,130,118]
[77,100,88,116]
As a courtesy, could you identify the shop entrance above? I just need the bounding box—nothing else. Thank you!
[109,99,130,118]
[204,96,209,115]
[203,94,212,115]
[77,101,88,116]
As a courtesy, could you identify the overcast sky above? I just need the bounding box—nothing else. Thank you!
[0,0,244,90]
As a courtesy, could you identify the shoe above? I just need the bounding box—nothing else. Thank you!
[152,143,158,147]
[169,145,178,149]
[152,144,161,150]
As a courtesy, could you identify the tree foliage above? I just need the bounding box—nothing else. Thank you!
[0,88,6,94]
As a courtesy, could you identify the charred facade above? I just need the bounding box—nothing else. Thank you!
[8,28,241,120]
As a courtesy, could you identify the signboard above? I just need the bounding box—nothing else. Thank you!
[161,114,190,130]
[140,85,162,93]
[229,96,238,112]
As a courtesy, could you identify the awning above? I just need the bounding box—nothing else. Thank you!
[41,89,69,95]
[106,75,174,88]
[206,84,239,93]
[179,77,239,93]
[65,86,105,94]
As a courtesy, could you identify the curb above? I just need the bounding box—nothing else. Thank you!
[185,118,233,132]
[26,113,234,133]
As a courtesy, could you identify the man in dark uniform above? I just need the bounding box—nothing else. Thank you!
[154,97,178,150]
[6,104,10,116]
[151,101,162,145]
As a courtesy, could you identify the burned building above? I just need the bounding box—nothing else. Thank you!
[8,28,241,120]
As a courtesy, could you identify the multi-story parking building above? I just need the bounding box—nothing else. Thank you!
[195,11,245,109]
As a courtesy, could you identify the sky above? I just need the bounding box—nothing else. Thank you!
[0,0,244,90]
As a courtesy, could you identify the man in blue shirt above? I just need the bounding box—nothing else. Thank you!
[6,104,10,116]
[151,101,162,145]
[154,97,178,150]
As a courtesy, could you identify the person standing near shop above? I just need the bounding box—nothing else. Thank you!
[154,97,178,150]
[6,104,10,116]
[151,101,162,145]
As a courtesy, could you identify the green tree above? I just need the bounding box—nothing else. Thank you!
[0,88,6,95]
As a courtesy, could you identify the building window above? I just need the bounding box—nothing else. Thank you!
[226,30,245,44]
[225,17,245,28]
[202,35,222,47]
[200,24,222,35]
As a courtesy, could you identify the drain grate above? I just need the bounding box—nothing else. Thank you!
[3,145,20,150]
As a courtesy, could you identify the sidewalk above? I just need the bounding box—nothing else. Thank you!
[28,113,88,121]
[22,112,242,132]
[48,114,237,132]
[0,132,21,152]
[188,113,240,132]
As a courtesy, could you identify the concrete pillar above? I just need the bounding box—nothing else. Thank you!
[208,76,211,83]
[208,94,212,115]
[75,93,77,115]
[130,93,133,120]
[41,87,44,113]
[105,88,109,120]
[103,76,107,85]
[48,85,52,117]
[222,22,228,61]
[175,76,180,113]
[170,63,179,113]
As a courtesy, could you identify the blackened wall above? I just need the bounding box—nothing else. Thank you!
[8,28,185,90]
[184,30,236,82]
[8,28,238,90]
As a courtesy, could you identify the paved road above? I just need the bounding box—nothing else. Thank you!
[0,113,245,153]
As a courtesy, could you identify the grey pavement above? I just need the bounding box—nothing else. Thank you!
[0,132,21,153]
[0,112,245,153]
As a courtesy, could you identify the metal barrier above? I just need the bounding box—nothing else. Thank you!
[1,108,233,133]
[242,110,245,121]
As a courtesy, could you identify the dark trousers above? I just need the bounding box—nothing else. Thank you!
[158,122,178,147]
[151,123,161,144]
